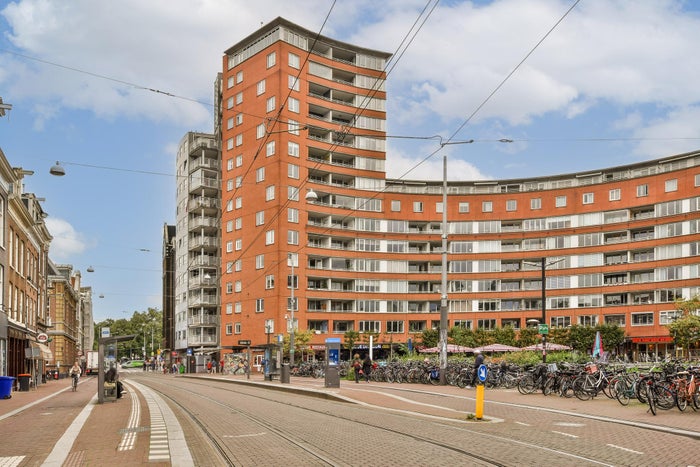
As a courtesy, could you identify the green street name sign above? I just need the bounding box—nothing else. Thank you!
[538,324,549,335]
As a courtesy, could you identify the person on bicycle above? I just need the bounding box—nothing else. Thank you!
[69,361,81,388]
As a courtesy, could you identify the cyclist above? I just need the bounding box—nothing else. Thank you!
[69,361,82,391]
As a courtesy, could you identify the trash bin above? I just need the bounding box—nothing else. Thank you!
[18,374,31,391]
[280,363,290,384]
[0,376,15,399]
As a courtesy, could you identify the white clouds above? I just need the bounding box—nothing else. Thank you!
[45,218,90,260]
[629,106,700,159]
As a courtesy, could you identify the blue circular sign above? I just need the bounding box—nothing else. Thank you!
[477,364,488,382]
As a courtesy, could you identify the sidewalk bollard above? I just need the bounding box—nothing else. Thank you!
[475,384,485,420]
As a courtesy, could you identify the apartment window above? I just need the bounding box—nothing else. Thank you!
[255,211,264,226]
[235,176,242,188]
[459,202,470,213]
[266,51,276,68]
[256,79,266,95]
[288,186,299,201]
[256,298,264,312]
[265,230,275,245]
[235,134,243,146]
[288,141,300,157]
[234,302,242,314]
[583,193,594,204]
[225,220,233,232]
[632,312,654,326]
[530,198,541,210]
[453,320,472,329]
[256,167,265,182]
[236,113,243,125]
[659,310,682,325]
[225,241,233,253]
[235,259,242,271]
[235,217,242,230]
[235,239,242,251]
[391,200,401,211]
[477,319,497,330]
[482,201,493,213]
[413,201,423,213]
[386,321,404,333]
[665,178,678,192]
[609,188,621,201]
[555,196,567,207]
[266,96,276,113]
[695,174,700,187]
[604,314,625,326]
[288,119,300,135]
[226,138,233,150]
[226,179,233,191]
[226,158,233,171]
[264,319,274,334]
[551,316,571,327]
[265,274,275,289]
[235,281,242,292]
[227,75,234,88]
[288,208,299,223]
[436,202,444,214]
[256,123,266,139]
[266,185,275,201]
[226,282,233,294]
[226,96,234,109]
[637,184,648,197]
[225,303,233,315]
[234,323,241,334]
[506,200,517,211]
[288,74,299,91]
[225,261,233,273]
[225,323,232,335]
[578,315,598,326]
[288,164,299,179]
[235,92,243,105]
[288,230,299,245]
[236,71,243,83]
[266,141,275,156]
[236,154,243,167]
[288,97,299,113]
[289,52,300,69]
[226,117,234,130]
[235,197,242,209]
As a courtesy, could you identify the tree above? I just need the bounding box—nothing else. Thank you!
[667,296,700,356]
[343,330,360,358]
[516,327,539,347]
[419,328,439,348]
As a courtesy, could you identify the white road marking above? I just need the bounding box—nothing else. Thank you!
[42,393,98,467]
[552,430,579,438]
[0,456,24,467]
[606,444,643,455]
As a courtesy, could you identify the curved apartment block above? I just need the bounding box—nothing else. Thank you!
[220,17,700,360]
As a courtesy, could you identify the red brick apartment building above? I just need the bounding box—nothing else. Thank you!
[219,17,700,360]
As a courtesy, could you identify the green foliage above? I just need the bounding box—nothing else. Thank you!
[516,327,539,347]
[94,308,162,359]
[343,330,360,355]
[667,298,700,355]
[450,326,476,348]
[419,328,439,348]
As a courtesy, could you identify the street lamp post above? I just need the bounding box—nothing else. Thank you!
[439,154,449,385]
[289,253,296,365]
[525,257,565,363]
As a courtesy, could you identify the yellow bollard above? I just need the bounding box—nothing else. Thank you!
[475,384,485,420]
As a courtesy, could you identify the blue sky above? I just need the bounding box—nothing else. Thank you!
[1,0,700,322]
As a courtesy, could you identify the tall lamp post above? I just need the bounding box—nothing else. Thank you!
[439,153,449,385]
[525,257,565,363]
[288,252,296,365]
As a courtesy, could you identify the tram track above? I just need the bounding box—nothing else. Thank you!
[133,375,614,466]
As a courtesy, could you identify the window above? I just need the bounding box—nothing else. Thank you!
[235,302,242,313]
[266,51,276,68]
[235,154,243,167]
[235,217,242,230]
[235,176,242,188]
[555,196,567,207]
[236,71,243,83]
[530,198,541,210]
[288,164,299,179]
[266,185,275,201]
[609,188,621,201]
[255,211,264,226]
[226,96,234,109]
[234,323,241,334]
[226,117,234,130]
[226,282,233,294]
[665,179,678,192]
[256,298,264,312]
[266,96,276,113]
[225,220,233,232]
[413,202,423,213]
[288,74,299,91]
[225,323,232,335]
[235,92,243,105]
[235,239,242,251]
[235,197,242,209]
[288,141,299,157]
[235,281,242,292]
[578,315,598,326]
[266,141,275,157]
[583,193,594,204]
[226,179,233,191]
[288,119,300,135]
[288,208,299,223]
[386,320,404,333]
[235,134,243,146]
[506,200,517,211]
[288,97,299,113]
[391,200,401,211]
[459,202,470,213]
[265,230,275,245]
[225,303,233,315]
[236,113,243,125]
[482,201,493,213]
[453,320,472,329]
[477,319,497,330]
[255,254,264,269]
[256,167,265,182]
[637,184,648,197]
[359,321,381,333]
[256,123,266,139]
[227,75,234,88]
[550,316,571,327]
[287,230,299,245]
[632,312,654,326]
[256,79,265,95]
[604,314,625,326]
[225,241,233,253]
[288,186,299,201]
[289,52,300,69]
[695,174,700,187]
[265,275,275,289]
[226,158,234,171]
[659,310,682,325]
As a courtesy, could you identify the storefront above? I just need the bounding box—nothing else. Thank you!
[630,336,674,361]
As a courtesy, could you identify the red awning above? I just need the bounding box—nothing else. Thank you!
[631,336,674,344]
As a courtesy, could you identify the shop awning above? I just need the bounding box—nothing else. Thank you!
[631,336,674,344]
[30,342,53,360]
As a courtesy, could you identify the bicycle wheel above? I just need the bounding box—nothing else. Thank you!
[602,377,616,399]
[615,380,630,406]
[518,375,536,395]
[646,383,656,415]
[653,381,676,411]
[543,376,555,396]
[559,377,575,398]
[573,376,592,401]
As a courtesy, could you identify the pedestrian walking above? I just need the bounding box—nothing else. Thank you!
[467,350,484,388]
[206,360,213,374]
[352,354,362,383]
[362,355,373,382]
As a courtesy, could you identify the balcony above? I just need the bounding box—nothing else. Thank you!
[188,315,219,326]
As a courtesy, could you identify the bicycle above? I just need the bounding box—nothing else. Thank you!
[71,373,79,391]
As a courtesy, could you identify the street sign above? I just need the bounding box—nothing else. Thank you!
[101,327,110,338]
[477,364,488,383]
[238,340,251,346]
[538,324,549,335]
